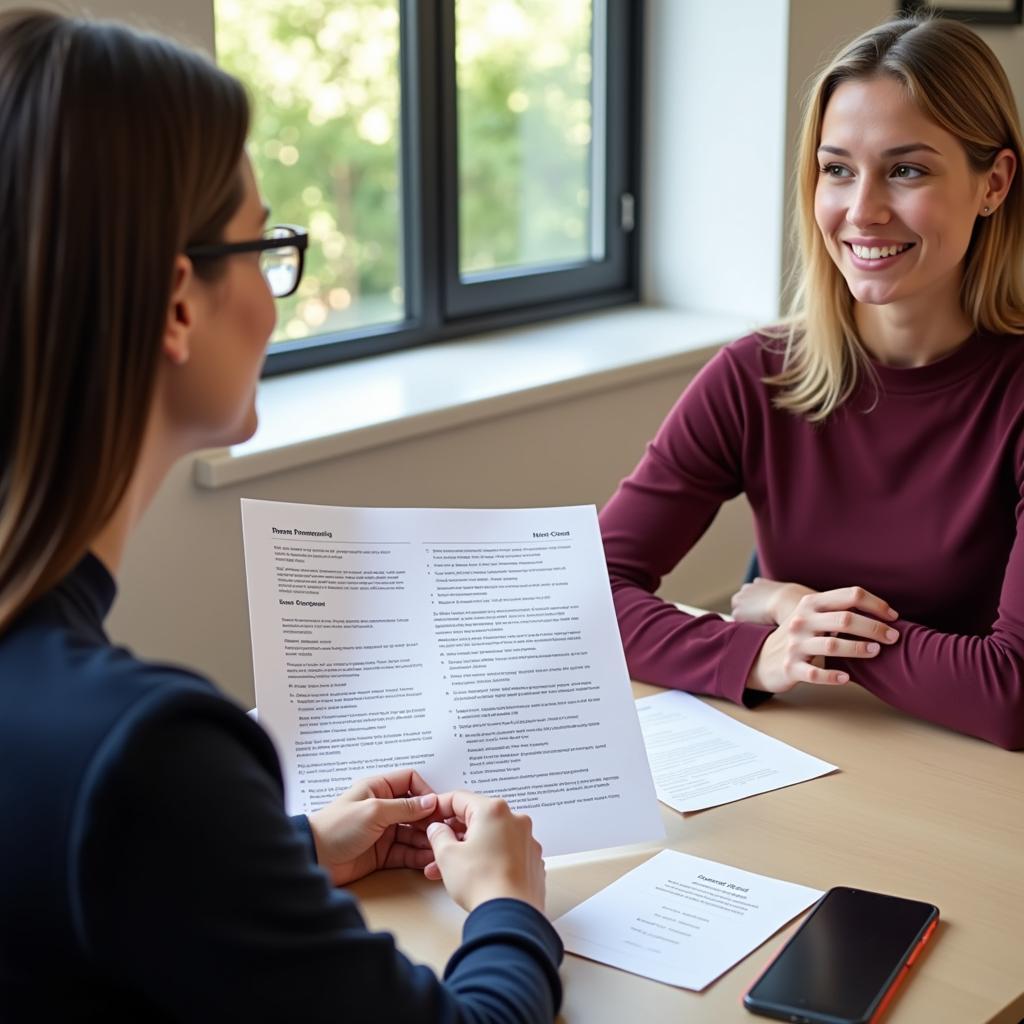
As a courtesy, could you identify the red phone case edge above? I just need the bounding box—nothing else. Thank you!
[740,895,940,1024]
[867,916,939,1024]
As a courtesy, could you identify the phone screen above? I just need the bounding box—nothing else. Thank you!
[744,888,938,1023]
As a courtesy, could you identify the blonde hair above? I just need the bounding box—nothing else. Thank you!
[769,15,1024,421]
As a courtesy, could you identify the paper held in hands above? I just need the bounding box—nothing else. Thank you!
[240,499,664,857]
[555,850,822,990]
[637,690,837,813]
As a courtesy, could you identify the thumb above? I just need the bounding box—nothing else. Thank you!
[374,793,437,826]
[426,820,457,859]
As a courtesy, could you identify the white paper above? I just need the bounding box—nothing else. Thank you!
[555,850,822,990]
[240,499,664,856]
[636,690,837,812]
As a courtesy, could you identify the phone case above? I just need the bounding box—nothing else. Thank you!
[742,893,939,1024]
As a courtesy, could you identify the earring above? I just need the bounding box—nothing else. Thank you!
[983,206,992,215]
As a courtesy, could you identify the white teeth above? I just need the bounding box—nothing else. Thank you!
[851,243,911,259]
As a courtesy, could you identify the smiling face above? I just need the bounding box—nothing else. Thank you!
[814,75,989,311]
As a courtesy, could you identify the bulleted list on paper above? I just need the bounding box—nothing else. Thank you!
[241,499,664,856]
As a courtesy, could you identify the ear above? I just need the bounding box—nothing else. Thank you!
[981,148,1017,216]
[162,255,196,367]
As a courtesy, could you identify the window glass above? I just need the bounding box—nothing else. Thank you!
[215,0,404,344]
[455,0,598,278]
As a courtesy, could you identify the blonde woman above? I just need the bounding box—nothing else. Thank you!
[0,11,559,1020]
[600,15,1024,749]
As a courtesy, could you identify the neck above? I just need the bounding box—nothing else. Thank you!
[854,275,974,368]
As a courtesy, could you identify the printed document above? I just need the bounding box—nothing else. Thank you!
[637,690,837,813]
[241,499,664,856]
[555,850,822,990]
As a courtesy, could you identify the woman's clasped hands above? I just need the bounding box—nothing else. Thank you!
[308,769,546,912]
[730,578,901,694]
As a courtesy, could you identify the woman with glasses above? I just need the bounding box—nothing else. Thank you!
[186,224,310,300]
[600,14,1024,749]
[0,11,560,1021]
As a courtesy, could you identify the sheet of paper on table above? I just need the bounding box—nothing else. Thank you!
[241,498,664,857]
[555,850,822,991]
[636,690,837,813]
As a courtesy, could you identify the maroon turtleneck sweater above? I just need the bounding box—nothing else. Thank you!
[600,331,1024,749]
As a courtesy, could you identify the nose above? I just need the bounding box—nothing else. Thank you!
[845,175,890,229]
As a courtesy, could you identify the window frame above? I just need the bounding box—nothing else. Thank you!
[260,0,643,378]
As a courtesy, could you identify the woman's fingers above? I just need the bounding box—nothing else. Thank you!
[747,584,901,694]
[805,586,899,621]
[393,824,434,849]
[382,842,435,871]
[807,610,899,644]
[801,635,885,660]
[799,662,849,685]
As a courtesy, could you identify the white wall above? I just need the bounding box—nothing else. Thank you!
[8,0,1024,706]
[641,0,790,321]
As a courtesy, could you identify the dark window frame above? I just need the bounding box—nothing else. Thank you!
[262,0,643,378]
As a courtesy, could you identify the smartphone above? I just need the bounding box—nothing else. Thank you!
[743,887,939,1024]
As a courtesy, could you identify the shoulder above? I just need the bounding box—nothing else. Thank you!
[68,647,280,822]
[3,617,261,765]
[0,616,279,846]
[0,623,280,953]
[717,330,788,375]
[81,652,276,781]
[73,669,284,855]
[686,330,786,394]
[967,332,1024,420]
[673,330,782,420]
[985,334,1024,469]
[988,331,1024,377]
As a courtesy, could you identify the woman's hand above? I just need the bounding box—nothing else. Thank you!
[424,791,546,914]
[746,586,900,694]
[307,769,440,887]
[731,577,815,625]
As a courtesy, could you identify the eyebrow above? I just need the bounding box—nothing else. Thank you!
[817,143,942,158]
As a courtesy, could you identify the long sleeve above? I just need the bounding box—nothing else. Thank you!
[600,348,774,705]
[601,330,1024,746]
[832,436,1024,751]
[70,692,562,1023]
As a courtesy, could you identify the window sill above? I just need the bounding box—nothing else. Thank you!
[193,304,756,489]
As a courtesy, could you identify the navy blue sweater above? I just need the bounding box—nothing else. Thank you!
[0,554,563,1021]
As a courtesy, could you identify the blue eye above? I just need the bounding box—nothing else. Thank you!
[820,163,852,178]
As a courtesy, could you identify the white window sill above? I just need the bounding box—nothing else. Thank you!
[193,304,757,489]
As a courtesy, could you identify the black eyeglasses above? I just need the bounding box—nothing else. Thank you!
[185,224,309,298]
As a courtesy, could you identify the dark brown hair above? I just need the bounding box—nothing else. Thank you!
[0,11,249,629]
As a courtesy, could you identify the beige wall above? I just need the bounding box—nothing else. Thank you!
[8,0,1024,706]
[117,369,757,705]
[73,0,214,49]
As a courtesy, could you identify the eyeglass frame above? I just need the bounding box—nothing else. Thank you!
[185,224,309,298]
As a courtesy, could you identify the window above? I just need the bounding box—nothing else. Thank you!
[215,0,641,376]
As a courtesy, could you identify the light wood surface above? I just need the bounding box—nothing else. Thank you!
[350,679,1024,1023]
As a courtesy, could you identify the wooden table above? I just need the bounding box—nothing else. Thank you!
[350,680,1024,1023]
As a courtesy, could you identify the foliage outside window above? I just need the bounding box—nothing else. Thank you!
[215,0,639,373]
[216,0,404,344]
